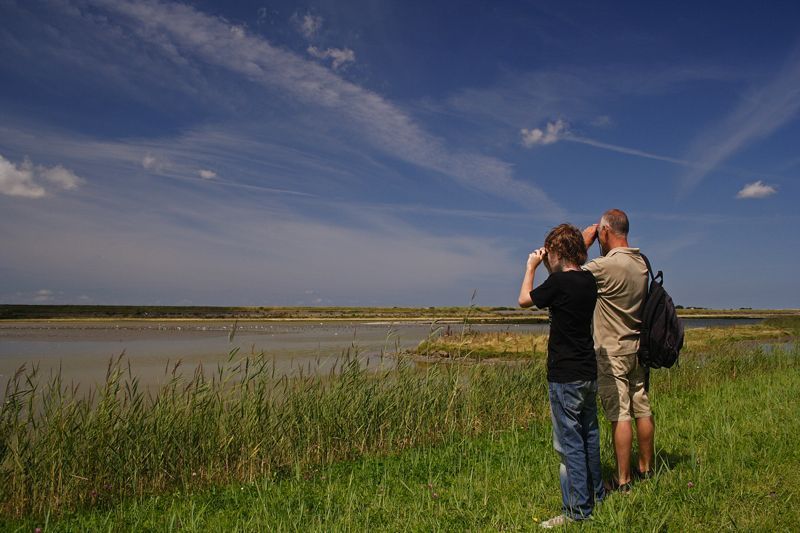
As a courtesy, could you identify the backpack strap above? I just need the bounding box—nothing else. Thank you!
[640,253,656,383]
[640,253,663,286]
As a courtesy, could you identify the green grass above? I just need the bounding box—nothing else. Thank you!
[2,318,799,529]
[4,343,798,531]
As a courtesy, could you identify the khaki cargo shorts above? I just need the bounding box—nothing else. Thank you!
[597,353,652,422]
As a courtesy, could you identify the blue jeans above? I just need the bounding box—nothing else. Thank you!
[548,380,605,520]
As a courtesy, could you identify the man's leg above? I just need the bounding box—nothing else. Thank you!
[597,354,635,486]
[635,415,655,473]
[630,360,654,475]
[610,420,633,484]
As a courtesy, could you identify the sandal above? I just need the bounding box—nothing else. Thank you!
[634,466,655,480]
[605,477,633,493]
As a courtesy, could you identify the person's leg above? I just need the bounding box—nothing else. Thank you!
[596,355,634,486]
[610,420,633,484]
[581,380,605,503]
[548,392,571,518]
[635,416,655,474]
[629,358,654,475]
[548,382,594,520]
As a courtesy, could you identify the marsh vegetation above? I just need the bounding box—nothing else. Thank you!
[1,316,798,529]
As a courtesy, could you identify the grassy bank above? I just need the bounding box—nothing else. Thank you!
[413,317,797,360]
[9,356,799,531]
[2,318,799,529]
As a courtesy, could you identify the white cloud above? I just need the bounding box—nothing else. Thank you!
[293,13,323,39]
[520,119,568,147]
[0,154,83,198]
[39,165,82,190]
[0,155,45,198]
[142,153,158,170]
[307,46,355,70]
[198,169,216,179]
[736,180,777,199]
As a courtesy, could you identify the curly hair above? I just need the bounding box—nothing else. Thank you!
[544,223,587,266]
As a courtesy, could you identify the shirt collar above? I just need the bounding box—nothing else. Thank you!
[606,247,640,257]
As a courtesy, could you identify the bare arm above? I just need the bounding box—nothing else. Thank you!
[582,224,598,250]
[518,248,546,308]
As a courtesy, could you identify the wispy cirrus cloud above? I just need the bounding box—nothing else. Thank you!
[736,180,777,199]
[563,136,694,167]
[518,119,786,185]
[0,122,325,199]
[0,187,521,306]
[446,65,744,132]
[0,154,83,198]
[678,47,800,194]
[88,0,562,215]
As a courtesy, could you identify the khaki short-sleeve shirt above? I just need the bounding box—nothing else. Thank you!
[582,247,648,357]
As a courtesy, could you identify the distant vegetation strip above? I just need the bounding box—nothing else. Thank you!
[0,317,797,519]
[1,305,797,321]
[0,304,539,321]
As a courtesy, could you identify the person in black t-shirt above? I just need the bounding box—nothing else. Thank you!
[518,224,605,528]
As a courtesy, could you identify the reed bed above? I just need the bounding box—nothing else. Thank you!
[2,316,798,522]
[0,347,547,517]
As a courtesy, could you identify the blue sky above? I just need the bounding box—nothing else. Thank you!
[0,0,798,308]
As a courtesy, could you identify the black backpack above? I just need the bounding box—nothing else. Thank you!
[638,255,684,369]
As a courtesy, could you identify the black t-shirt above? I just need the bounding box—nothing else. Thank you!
[531,270,598,383]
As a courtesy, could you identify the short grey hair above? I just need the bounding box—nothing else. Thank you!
[600,208,629,236]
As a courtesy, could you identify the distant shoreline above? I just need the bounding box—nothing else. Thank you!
[1,304,797,322]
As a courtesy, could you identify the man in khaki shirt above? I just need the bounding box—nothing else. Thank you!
[582,209,654,491]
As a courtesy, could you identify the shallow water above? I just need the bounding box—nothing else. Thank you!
[0,317,760,392]
[0,321,547,393]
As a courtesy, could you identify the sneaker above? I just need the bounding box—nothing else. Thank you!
[540,514,574,529]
